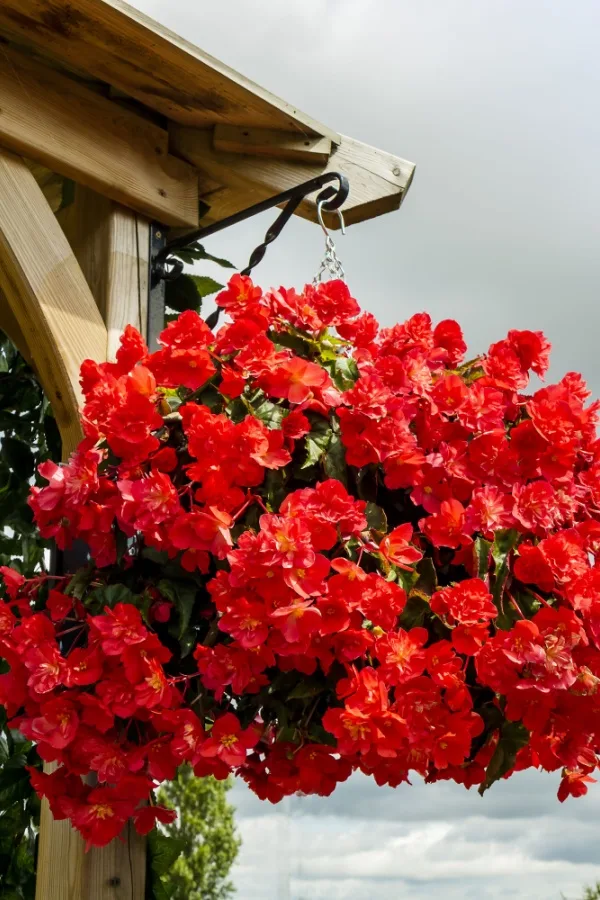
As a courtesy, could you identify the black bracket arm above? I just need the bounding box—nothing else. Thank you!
[151,171,349,285]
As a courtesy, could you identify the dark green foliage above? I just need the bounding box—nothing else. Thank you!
[0,336,60,577]
[478,720,530,795]
[579,884,600,900]
[164,245,235,316]
[165,274,224,314]
[0,335,55,898]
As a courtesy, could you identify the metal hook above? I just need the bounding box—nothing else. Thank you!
[317,197,346,236]
[313,196,347,285]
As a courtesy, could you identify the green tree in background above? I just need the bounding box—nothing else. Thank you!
[562,882,600,900]
[157,769,240,900]
[577,885,600,900]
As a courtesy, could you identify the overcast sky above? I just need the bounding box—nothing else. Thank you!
[131,2,600,896]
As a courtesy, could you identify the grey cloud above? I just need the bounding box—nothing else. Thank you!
[231,769,593,824]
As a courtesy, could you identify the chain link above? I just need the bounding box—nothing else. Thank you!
[313,201,346,285]
[313,233,346,284]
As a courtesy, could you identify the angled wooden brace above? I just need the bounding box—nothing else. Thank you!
[0,149,107,458]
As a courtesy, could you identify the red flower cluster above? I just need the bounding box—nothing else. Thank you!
[3,272,600,846]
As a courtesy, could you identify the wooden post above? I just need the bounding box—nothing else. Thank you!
[58,185,149,357]
[34,186,151,900]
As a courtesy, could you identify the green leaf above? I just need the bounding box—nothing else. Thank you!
[287,679,324,700]
[1,439,35,481]
[159,580,197,653]
[196,384,223,413]
[264,470,286,511]
[399,594,430,629]
[91,583,137,609]
[324,356,359,391]
[148,878,173,900]
[364,502,387,533]
[397,568,420,592]
[355,466,378,504]
[43,412,62,463]
[205,308,221,330]
[141,547,170,566]
[413,557,438,597]
[271,330,312,356]
[64,567,94,601]
[307,723,337,746]
[491,528,520,619]
[0,805,24,842]
[0,888,24,900]
[479,721,529,795]
[148,831,185,876]
[165,274,204,313]
[302,418,332,470]
[11,833,35,877]
[0,775,32,807]
[323,431,347,485]
[172,243,235,268]
[474,537,492,581]
[188,275,224,298]
[252,398,287,430]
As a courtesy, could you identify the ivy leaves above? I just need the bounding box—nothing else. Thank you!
[0,717,39,900]
[0,336,59,577]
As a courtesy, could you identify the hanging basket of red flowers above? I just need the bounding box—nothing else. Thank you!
[1,272,599,848]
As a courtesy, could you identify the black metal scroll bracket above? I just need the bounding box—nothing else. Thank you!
[151,171,350,287]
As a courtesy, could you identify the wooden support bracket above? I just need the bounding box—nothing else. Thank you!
[0,149,107,458]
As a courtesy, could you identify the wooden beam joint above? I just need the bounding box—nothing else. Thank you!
[213,124,332,164]
[171,126,416,230]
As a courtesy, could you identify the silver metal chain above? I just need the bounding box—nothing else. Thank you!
[313,200,346,284]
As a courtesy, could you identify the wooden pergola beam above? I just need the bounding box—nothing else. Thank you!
[0,0,340,138]
[0,44,199,228]
[0,149,106,459]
